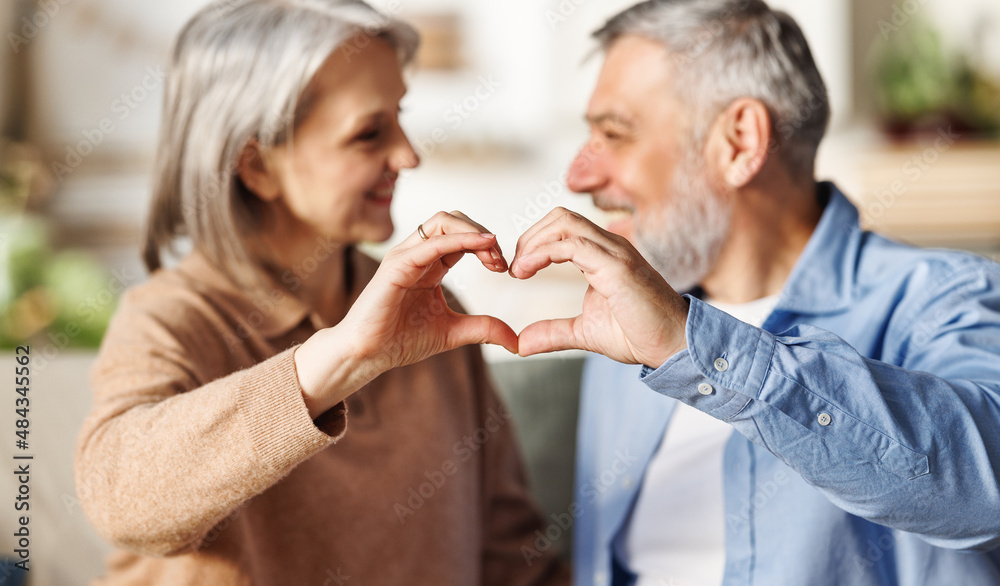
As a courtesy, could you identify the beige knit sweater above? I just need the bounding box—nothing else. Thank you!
[75,248,569,585]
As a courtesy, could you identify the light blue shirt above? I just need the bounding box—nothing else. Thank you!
[573,183,1000,586]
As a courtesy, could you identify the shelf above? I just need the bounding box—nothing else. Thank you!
[844,139,1000,252]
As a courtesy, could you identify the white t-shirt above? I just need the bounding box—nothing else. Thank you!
[614,295,780,586]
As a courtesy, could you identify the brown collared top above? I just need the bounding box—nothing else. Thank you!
[75,247,569,585]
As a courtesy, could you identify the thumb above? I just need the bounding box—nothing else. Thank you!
[517,317,583,357]
[447,314,519,355]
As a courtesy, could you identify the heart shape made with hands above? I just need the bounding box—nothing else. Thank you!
[298,210,687,420]
[448,207,690,369]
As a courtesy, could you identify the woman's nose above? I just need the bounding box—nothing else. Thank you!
[391,127,421,171]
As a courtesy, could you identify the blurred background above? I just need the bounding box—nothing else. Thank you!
[2,0,1000,358]
[1,0,999,584]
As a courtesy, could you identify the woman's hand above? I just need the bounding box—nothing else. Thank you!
[294,212,515,418]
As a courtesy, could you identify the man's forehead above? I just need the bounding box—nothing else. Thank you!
[586,36,677,124]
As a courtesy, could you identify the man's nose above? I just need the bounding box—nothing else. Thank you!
[566,143,604,194]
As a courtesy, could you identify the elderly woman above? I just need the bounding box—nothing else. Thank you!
[74,1,568,584]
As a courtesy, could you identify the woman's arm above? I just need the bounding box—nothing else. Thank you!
[77,220,517,556]
[76,296,342,556]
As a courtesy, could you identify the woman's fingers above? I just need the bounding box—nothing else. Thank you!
[448,313,519,355]
[384,232,504,289]
[405,211,507,271]
[445,210,490,235]
[439,210,504,269]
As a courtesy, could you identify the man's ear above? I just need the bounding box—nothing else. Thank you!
[237,139,282,202]
[707,98,772,189]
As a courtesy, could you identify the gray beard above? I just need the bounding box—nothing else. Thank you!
[634,157,734,293]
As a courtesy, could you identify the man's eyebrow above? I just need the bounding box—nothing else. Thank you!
[585,113,635,128]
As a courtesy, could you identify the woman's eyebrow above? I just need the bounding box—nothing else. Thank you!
[344,110,387,132]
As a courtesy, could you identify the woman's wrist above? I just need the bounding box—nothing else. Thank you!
[293,326,383,420]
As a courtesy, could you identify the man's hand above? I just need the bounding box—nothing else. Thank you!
[510,208,690,368]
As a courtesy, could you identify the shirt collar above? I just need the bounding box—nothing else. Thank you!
[175,246,377,339]
[773,181,863,315]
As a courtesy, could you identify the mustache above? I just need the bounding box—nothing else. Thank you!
[591,193,636,213]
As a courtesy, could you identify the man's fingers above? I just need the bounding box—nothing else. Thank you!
[449,314,519,355]
[517,318,583,357]
[511,207,575,270]
[510,237,613,281]
[512,208,622,277]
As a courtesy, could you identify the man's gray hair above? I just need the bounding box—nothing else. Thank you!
[595,0,829,180]
[143,0,419,284]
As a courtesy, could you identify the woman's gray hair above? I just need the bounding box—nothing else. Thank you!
[143,0,419,282]
[594,0,829,181]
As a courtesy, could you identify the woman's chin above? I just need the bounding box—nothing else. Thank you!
[365,221,395,244]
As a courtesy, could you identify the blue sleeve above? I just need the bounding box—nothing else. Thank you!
[640,269,1000,551]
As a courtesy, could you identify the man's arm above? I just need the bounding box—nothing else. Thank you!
[642,276,1000,550]
[511,208,1000,551]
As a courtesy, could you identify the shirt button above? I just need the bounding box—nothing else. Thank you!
[622,476,634,489]
[698,382,715,395]
[818,412,832,426]
[714,357,729,372]
[594,571,608,585]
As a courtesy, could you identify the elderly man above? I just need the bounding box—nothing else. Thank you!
[510,1,1000,584]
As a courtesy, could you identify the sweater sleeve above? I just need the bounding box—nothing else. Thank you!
[74,288,347,556]
[469,345,572,586]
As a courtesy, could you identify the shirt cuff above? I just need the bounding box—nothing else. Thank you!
[639,296,775,421]
[235,346,347,474]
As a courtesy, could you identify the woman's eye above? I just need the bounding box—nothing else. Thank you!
[356,128,381,142]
